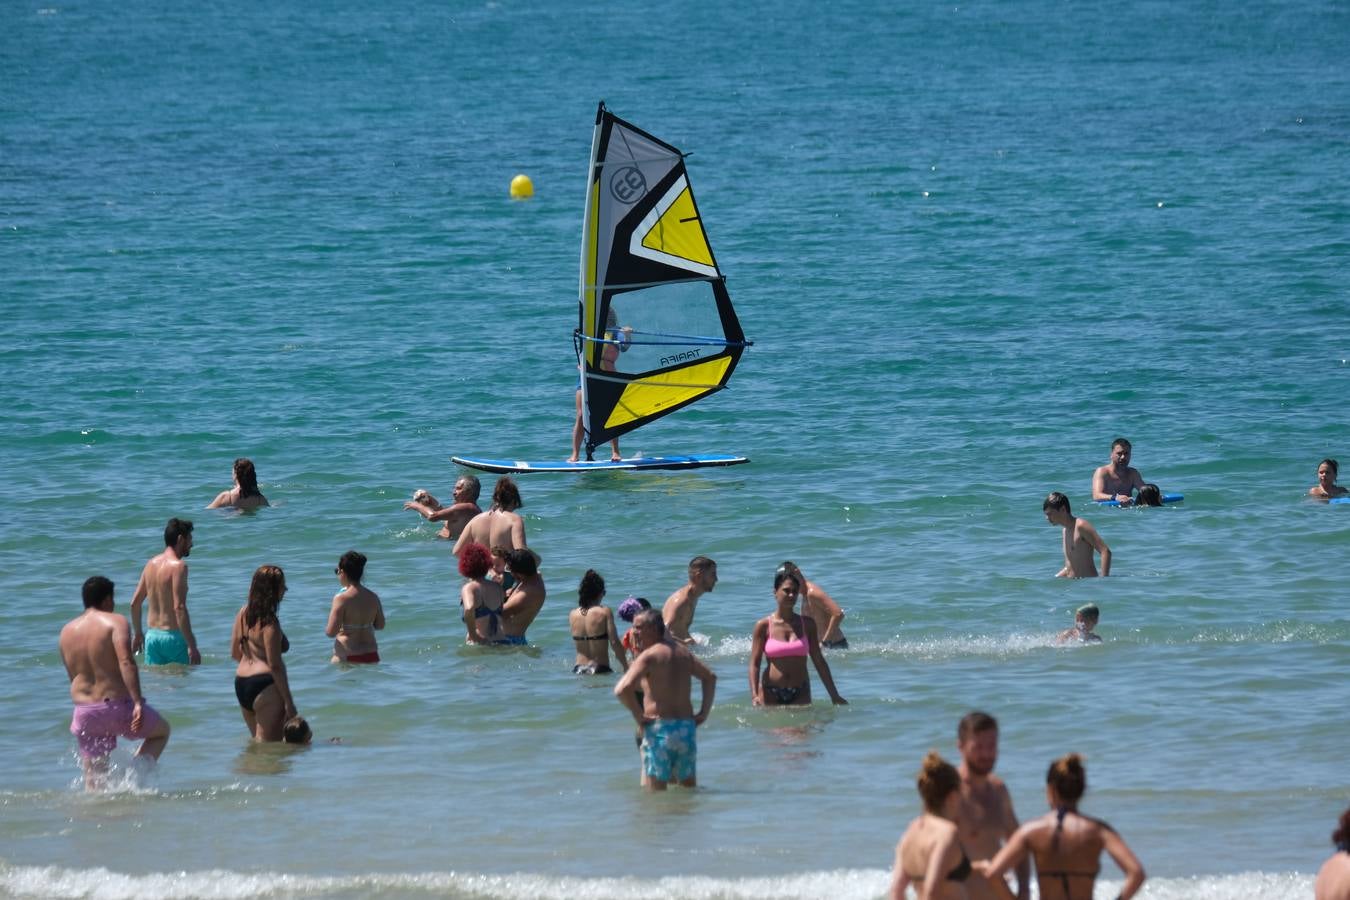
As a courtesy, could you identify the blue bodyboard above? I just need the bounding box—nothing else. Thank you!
[1095,493,1184,507]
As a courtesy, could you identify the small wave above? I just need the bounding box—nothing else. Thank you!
[0,864,1315,899]
[705,632,1063,662]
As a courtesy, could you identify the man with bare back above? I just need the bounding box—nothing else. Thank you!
[957,712,1030,900]
[131,518,200,665]
[453,477,532,560]
[662,556,717,646]
[1043,493,1111,578]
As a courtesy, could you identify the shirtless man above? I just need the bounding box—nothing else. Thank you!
[956,712,1029,900]
[130,518,201,665]
[1043,493,1111,578]
[60,576,171,789]
[662,556,717,646]
[404,475,482,540]
[452,477,530,559]
[614,610,716,790]
[1092,438,1147,505]
[499,548,546,645]
[778,560,847,649]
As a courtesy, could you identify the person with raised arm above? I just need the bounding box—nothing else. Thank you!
[404,475,481,539]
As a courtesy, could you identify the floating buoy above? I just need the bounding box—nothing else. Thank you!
[509,174,534,200]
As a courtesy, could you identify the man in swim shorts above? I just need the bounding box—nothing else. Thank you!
[498,548,546,645]
[1092,438,1147,505]
[60,576,171,789]
[131,518,200,665]
[614,610,716,790]
[662,556,717,646]
[955,711,1029,900]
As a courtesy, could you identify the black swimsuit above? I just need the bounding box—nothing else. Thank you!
[947,846,972,882]
[234,630,290,711]
[1037,807,1101,898]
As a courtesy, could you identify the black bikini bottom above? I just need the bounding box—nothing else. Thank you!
[234,673,275,711]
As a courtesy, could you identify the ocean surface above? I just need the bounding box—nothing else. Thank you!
[3,0,1348,897]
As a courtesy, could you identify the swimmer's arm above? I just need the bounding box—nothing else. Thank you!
[888,840,910,900]
[372,596,385,631]
[810,581,846,636]
[806,618,847,705]
[263,625,297,718]
[129,566,149,654]
[451,524,470,558]
[921,829,959,900]
[997,785,1031,899]
[689,653,716,724]
[403,500,436,520]
[509,515,527,554]
[974,824,1030,887]
[605,608,627,672]
[206,489,233,509]
[1091,468,1112,501]
[172,562,200,664]
[614,656,649,725]
[324,595,343,638]
[112,616,147,731]
[460,584,485,644]
[1082,522,1111,576]
[1101,825,1146,900]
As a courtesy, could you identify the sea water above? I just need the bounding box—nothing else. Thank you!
[2,0,1347,897]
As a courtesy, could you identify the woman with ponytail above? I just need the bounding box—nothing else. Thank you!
[1315,805,1350,899]
[889,751,970,900]
[972,753,1145,900]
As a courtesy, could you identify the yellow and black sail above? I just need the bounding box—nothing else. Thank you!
[576,102,749,458]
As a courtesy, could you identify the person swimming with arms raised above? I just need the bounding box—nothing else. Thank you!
[404,475,482,539]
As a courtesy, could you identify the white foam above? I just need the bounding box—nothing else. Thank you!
[0,865,1316,900]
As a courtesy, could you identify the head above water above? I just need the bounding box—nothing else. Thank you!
[957,711,999,776]
[1319,458,1339,480]
[1135,483,1163,506]
[772,569,802,594]
[1043,492,1071,515]
[82,575,114,610]
[634,608,664,638]
[283,715,312,745]
[1076,603,1100,626]
[578,569,606,608]
[917,750,962,814]
[456,474,482,501]
[458,542,492,579]
[492,477,522,511]
[337,550,367,583]
[233,458,262,498]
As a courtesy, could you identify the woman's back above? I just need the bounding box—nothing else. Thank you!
[331,586,383,653]
[1026,809,1106,900]
[234,608,285,676]
[463,579,505,641]
[896,814,968,900]
[570,606,611,664]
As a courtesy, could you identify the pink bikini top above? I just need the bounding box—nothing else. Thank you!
[764,616,809,659]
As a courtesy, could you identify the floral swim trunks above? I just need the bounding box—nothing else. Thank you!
[69,698,164,759]
[640,718,697,784]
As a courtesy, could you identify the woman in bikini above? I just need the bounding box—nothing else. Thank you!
[1316,805,1350,900]
[972,753,1146,900]
[208,457,269,510]
[231,565,300,742]
[459,542,506,645]
[569,569,625,674]
[748,567,847,707]
[889,751,970,900]
[1310,458,1349,499]
[325,550,385,664]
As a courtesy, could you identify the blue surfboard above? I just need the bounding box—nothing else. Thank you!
[1095,493,1184,507]
[1330,496,1350,505]
[451,453,749,474]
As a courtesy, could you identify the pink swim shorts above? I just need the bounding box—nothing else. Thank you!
[69,698,164,759]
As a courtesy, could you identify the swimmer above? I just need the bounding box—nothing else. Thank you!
[973,753,1146,900]
[60,576,172,790]
[459,542,507,645]
[1310,458,1349,500]
[748,567,847,707]
[324,550,385,664]
[1315,805,1350,900]
[1043,492,1111,578]
[453,477,531,560]
[1091,439,1146,505]
[130,517,201,666]
[1133,484,1163,507]
[231,565,300,743]
[662,556,717,646]
[404,476,482,539]
[777,561,847,649]
[889,751,969,900]
[570,569,626,674]
[613,610,716,791]
[1057,604,1102,644]
[208,457,269,510]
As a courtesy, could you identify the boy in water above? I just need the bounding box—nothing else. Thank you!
[1042,492,1111,578]
[1057,603,1103,643]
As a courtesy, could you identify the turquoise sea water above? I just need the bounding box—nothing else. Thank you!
[3,0,1348,897]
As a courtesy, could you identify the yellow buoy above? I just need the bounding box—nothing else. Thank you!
[509,174,534,200]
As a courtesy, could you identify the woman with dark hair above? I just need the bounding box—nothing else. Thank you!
[890,751,969,900]
[1316,805,1350,899]
[209,458,269,510]
[973,753,1146,900]
[459,542,506,645]
[1310,458,1349,499]
[748,567,846,707]
[569,569,625,674]
[325,550,385,664]
[231,565,300,742]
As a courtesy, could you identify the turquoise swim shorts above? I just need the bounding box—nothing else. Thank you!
[144,628,188,665]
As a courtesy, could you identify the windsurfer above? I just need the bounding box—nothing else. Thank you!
[569,307,631,462]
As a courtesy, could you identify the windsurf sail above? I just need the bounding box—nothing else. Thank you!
[575,102,750,459]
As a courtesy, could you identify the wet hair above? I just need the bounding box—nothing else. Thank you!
[773,569,802,592]
[689,555,715,573]
[492,477,523,511]
[1320,458,1339,478]
[505,548,537,577]
[283,716,312,745]
[1332,805,1350,851]
[1076,603,1100,624]
[618,596,651,622]
[1046,753,1087,803]
[957,710,999,742]
[458,542,492,579]
[337,550,367,582]
[458,474,482,500]
[1043,492,1071,514]
[1112,437,1132,452]
[578,569,606,608]
[634,608,664,637]
[1136,483,1163,506]
[164,517,194,547]
[233,458,262,499]
[917,751,962,813]
[82,575,114,609]
[244,565,286,630]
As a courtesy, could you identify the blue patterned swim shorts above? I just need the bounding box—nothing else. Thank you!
[640,718,697,784]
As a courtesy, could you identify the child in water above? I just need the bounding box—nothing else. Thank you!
[1057,604,1102,644]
